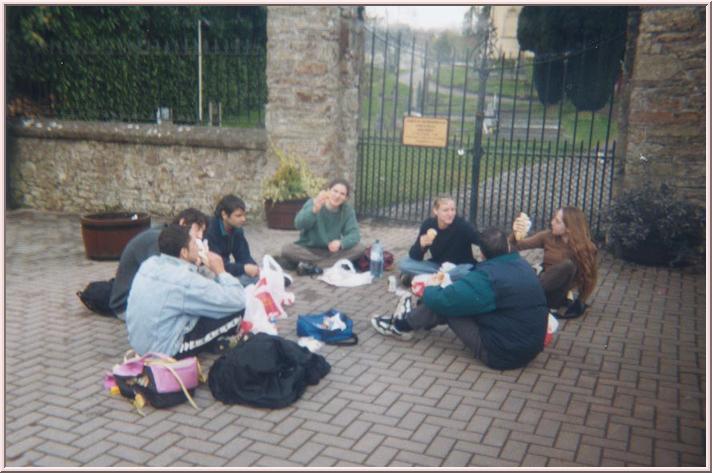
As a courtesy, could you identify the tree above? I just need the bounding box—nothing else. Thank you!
[517,6,628,111]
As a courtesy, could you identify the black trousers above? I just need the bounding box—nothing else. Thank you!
[539,259,577,309]
[176,311,243,358]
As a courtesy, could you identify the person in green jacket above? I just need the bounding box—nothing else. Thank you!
[371,227,548,371]
[281,178,365,275]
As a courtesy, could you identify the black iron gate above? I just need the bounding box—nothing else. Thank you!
[356,24,617,237]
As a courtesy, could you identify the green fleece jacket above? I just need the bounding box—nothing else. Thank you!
[294,199,361,250]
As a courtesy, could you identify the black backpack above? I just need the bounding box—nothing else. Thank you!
[77,279,115,316]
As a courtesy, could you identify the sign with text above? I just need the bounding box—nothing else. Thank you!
[402,116,449,148]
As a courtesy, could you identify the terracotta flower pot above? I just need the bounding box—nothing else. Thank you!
[81,212,151,260]
[264,199,307,230]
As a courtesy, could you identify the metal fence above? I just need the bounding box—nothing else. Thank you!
[356,26,618,237]
[8,40,267,127]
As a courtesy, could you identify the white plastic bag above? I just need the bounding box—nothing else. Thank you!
[254,255,295,322]
[243,285,278,335]
[317,259,374,287]
[544,312,559,347]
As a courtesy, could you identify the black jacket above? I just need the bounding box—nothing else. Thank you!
[206,216,257,277]
[208,333,330,408]
[408,216,481,266]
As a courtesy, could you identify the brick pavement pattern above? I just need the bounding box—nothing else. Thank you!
[5,209,707,467]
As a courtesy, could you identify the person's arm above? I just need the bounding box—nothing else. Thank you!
[339,205,361,250]
[408,221,431,260]
[422,270,495,317]
[233,231,257,271]
[183,257,245,318]
[294,199,318,230]
[510,230,549,252]
[463,219,483,247]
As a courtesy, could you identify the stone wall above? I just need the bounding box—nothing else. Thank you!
[8,120,267,216]
[7,6,365,217]
[618,6,706,205]
[265,6,363,190]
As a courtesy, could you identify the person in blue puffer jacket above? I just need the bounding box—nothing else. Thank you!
[372,227,548,371]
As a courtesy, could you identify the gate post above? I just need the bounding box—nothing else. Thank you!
[468,7,491,224]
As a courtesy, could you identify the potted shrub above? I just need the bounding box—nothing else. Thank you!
[81,211,151,260]
[261,143,325,230]
[603,182,704,267]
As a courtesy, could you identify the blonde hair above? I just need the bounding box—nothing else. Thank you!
[561,207,598,301]
[432,195,455,210]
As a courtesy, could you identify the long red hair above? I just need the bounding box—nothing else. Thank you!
[561,207,598,301]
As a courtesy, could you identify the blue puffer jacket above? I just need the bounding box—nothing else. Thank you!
[423,252,548,370]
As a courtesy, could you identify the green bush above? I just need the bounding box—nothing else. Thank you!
[604,183,705,267]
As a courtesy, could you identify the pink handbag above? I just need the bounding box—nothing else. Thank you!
[104,351,203,414]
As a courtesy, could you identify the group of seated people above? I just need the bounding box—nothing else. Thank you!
[105,177,598,372]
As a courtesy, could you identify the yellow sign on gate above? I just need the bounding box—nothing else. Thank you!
[402,116,449,148]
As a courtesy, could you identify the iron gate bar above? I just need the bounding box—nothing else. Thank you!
[446,56,456,125]
[420,44,428,114]
[584,141,598,218]
[434,60,441,115]
[392,33,402,133]
[459,55,470,146]
[482,134,491,225]
[378,30,389,137]
[468,23,491,225]
[505,53,522,227]
[521,58,536,214]
[407,37,416,116]
[577,140,585,208]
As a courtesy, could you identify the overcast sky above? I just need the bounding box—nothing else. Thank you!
[366,6,471,31]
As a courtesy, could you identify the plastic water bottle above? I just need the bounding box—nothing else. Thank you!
[370,240,384,279]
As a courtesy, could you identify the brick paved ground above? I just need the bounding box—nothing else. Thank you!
[4,209,708,467]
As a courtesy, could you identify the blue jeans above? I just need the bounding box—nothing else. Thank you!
[239,274,259,287]
[397,257,474,281]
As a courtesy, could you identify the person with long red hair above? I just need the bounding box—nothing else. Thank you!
[510,207,598,318]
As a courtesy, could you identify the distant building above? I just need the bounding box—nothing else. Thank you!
[490,6,531,59]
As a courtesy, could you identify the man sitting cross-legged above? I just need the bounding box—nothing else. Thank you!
[126,224,246,358]
[371,227,548,371]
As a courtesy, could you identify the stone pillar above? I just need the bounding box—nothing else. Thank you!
[617,6,706,206]
[265,6,364,191]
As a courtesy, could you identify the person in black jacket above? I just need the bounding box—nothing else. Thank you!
[397,195,482,285]
[108,208,210,319]
[206,195,259,286]
[373,227,548,371]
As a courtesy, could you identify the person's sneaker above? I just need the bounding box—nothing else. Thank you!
[370,294,414,340]
[370,314,413,340]
[296,262,323,277]
[562,298,587,318]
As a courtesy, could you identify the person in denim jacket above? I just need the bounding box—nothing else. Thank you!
[127,224,245,358]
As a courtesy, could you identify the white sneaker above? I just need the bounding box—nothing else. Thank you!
[370,314,413,340]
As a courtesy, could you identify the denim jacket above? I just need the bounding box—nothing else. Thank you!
[126,254,245,356]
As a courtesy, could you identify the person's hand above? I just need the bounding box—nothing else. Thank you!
[244,263,260,278]
[419,229,436,248]
[313,191,329,213]
[206,252,226,275]
[512,212,530,240]
[328,240,341,253]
